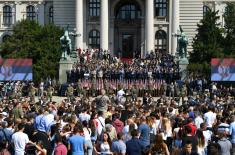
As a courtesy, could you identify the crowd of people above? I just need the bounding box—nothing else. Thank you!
[0,49,234,155]
[65,49,183,98]
[0,77,234,155]
[67,49,179,84]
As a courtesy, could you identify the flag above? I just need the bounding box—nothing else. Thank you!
[0,59,32,81]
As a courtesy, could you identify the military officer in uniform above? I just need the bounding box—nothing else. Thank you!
[66,84,74,102]
[29,83,37,103]
[47,85,54,102]
[131,84,138,101]
[76,80,82,97]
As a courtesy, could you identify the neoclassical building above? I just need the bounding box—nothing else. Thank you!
[0,0,52,41]
[0,0,230,58]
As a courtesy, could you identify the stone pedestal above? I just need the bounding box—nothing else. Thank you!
[179,58,189,80]
[59,59,73,84]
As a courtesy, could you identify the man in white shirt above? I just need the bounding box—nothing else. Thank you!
[204,106,216,129]
[117,89,125,103]
[79,108,91,123]
[11,123,29,155]
[200,122,212,148]
[39,81,44,97]
[194,111,204,129]
[95,111,105,136]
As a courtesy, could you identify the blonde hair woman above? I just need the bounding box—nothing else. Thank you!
[160,117,173,150]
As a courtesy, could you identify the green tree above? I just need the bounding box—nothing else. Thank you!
[189,10,224,75]
[0,20,63,82]
[223,2,235,56]
[191,10,224,63]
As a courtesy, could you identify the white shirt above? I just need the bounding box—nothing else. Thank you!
[122,124,138,135]
[96,116,105,135]
[194,116,204,129]
[46,113,55,127]
[204,111,216,128]
[212,85,217,91]
[79,113,91,122]
[203,130,212,147]
[117,89,125,99]
[11,131,29,155]
[83,128,91,141]
[40,82,44,90]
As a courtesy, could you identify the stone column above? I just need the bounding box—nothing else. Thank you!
[168,0,172,53]
[76,0,83,50]
[145,0,154,55]
[109,17,114,55]
[100,0,109,50]
[171,0,179,55]
[37,2,45,25]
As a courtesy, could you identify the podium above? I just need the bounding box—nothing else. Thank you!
[179,58,189,80]
[59,59,73,84]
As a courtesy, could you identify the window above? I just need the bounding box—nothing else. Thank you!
[3,5,12,25]
[89,0,100,17]
[155,30,167,52]
[49,6,53,23]
[89,30,100,49]
[116,4,141,19]
[26,5,36,20]
[203,5,210,17]
[2,35,10,42]
[154,0,168,17]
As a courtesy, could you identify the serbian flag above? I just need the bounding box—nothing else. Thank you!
[211,58,235,81]
[0,59,32,81]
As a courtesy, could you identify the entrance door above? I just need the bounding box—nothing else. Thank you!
[122,34,134,58]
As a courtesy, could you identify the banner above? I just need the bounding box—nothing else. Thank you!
[211,58,235,81]
[0,59,33,81]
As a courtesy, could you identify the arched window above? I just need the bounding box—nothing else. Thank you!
[155,30,167,52]
[49,6,53,23]
[3,5,12,25]
[89,30,100,49]
[2,35,10,42]
[26,5,36,20]
[89,0,100,17]
[203,5,210,17]
[154,0,168,17]
[116,4,141,19]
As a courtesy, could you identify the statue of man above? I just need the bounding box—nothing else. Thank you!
[178,26,188,58]
[60,25,72,59]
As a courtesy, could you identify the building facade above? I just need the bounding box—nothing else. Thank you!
[0,0,231,58]
[0,0,53,42]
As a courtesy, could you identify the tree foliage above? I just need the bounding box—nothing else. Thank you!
[223,2,235,56]
[0,20,63,82]
[189,4,235,76]
[190,10,224,63]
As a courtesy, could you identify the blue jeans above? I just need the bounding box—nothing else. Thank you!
[85,140,93,155]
